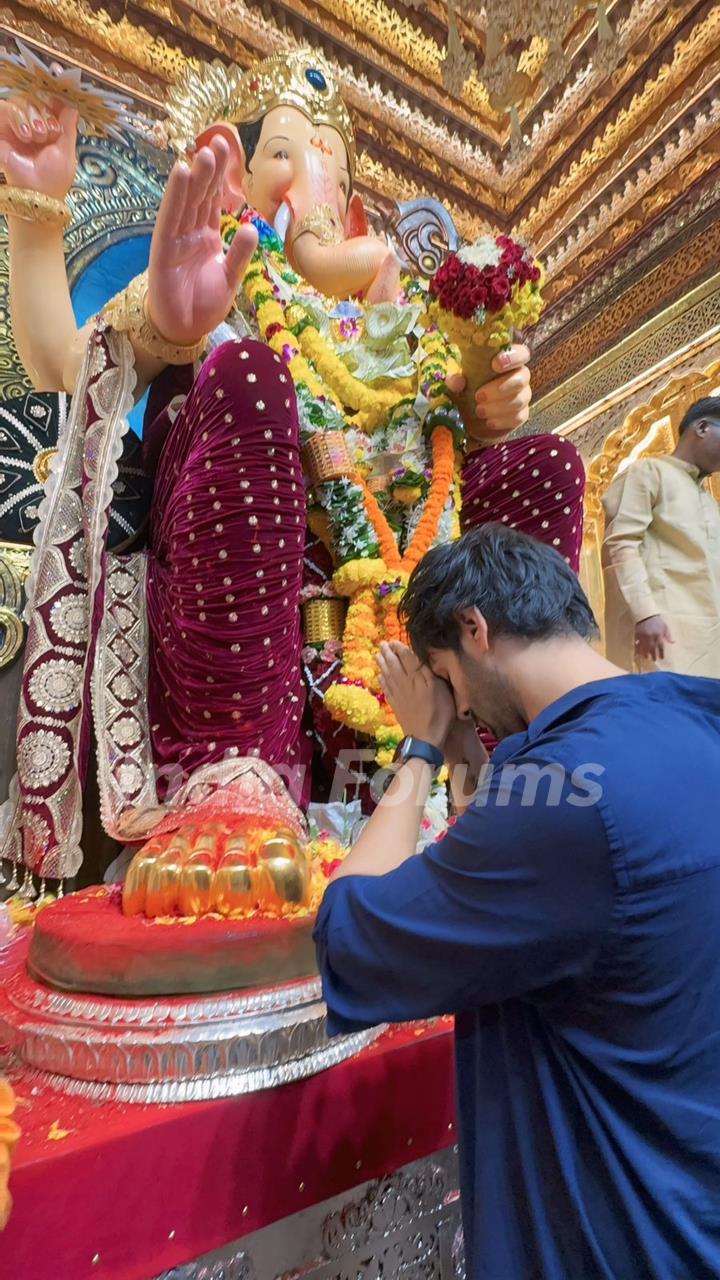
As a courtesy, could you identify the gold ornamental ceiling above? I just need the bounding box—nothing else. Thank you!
[1,0,719,318]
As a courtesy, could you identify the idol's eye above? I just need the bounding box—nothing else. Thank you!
[339,180,347,196]
[274,148,289,160]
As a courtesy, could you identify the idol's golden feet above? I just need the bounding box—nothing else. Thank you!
[122,821,312,919]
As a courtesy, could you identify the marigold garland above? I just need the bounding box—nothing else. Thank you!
[328,425,456,743]
[332,557,389,597]
[228,210,464,756]
[244,272,335,406]
[299,325,398,425]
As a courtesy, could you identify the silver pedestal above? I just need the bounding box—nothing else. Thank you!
[1,954,382,1102]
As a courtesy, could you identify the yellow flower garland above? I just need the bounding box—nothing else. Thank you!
[244,275,337,406]
[300,326,385,414]
[241,246,460,754]
[332,557,389,597]
[325,584,386,736]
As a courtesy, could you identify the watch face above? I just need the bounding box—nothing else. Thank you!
[393,738,410,766]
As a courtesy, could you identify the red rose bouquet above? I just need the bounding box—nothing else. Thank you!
[428,234,544,430]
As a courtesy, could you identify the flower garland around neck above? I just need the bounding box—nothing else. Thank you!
[325,327,464,759]
[222,210,464,761]
[225,209,401,435]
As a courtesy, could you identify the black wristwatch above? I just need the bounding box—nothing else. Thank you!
[395,736,444,776]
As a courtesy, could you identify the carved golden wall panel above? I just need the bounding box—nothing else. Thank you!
[533,221,720,396]
[515,4,720,238]
[527,274,720,445]
[545,142,720,300]
[186,0,687,185]
[534,175,720,349]
[179,0,716,225]
[357,117,498,213]
[355,154,490,240]
[239,0,498,116]
[348,87,500,194]
[178,0,505,140]
[504,0,697,199]
[539,77,720,271]
[0,7,165,105]
[14,0,192,83]
[503,0,679,182]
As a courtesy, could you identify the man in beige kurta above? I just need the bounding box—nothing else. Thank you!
[602,396,720,678]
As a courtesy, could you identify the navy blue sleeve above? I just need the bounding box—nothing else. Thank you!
[314,762,616,1034]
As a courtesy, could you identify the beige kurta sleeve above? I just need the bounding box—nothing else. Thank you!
[602,461,661,624]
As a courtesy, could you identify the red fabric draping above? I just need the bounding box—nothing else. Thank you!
[462,434,585,572]
[462,435,586,754]
[146,339,312,802]
[1,937,456,1280]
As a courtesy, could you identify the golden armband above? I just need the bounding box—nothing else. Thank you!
[0,186,71,229]
[101,271,209,366]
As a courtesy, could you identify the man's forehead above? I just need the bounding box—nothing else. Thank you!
[426,649,447,674]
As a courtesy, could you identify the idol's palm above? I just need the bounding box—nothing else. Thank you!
[147,134,257,347]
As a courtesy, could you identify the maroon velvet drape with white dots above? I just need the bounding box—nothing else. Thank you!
[461,434,586,756]
[145,340,312,800]
[461,434,585,570]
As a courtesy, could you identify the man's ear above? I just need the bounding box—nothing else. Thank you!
[457,606,490,654]
[194,122,247,206]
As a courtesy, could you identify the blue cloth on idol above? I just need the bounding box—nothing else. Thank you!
[314,674,720,1280]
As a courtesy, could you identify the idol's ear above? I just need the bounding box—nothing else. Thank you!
[343,191,369,240]
[194,122,247,206]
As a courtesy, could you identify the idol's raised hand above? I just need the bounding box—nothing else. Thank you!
[147,129,258,349]
[0,93,78,197]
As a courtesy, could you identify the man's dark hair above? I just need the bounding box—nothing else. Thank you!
[678,396,720,435]
[400,524,598,662]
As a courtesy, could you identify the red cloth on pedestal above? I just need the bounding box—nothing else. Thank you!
[1,924,455,1280]
[3,1020,455,1280]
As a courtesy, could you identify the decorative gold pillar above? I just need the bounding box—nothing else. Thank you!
[580,356,720,650]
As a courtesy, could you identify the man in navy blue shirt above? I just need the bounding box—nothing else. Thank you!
[314,524,720,1279]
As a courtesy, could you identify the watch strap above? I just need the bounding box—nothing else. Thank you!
[401,737,444,772]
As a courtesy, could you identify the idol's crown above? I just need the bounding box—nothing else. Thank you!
[165,48,355,175]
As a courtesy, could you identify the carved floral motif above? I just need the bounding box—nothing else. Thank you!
[533,221,720,396]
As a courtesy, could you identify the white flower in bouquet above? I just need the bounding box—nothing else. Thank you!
[458,237,504,269]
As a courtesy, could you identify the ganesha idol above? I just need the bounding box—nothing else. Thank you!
[0,47,585,1021]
